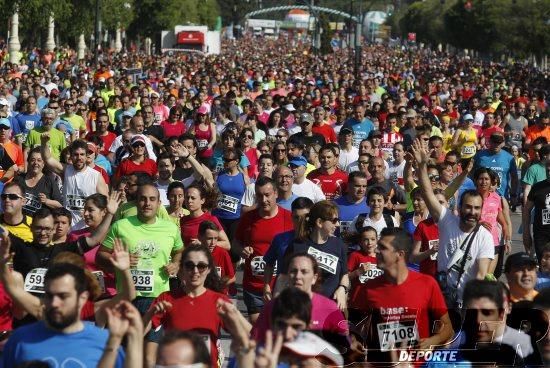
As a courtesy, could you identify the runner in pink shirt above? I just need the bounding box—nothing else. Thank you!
[251,252,349,346]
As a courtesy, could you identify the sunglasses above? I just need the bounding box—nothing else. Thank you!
[276,135,286,139]
[428,175,440,181]
[274,149,286,152]
[0,126,10,131]
[132,143,145,148]
[183,261,209,272]
[65,104,74,107]
[1,193,23,200]
[223,157,236,163]
[323,217,340,224]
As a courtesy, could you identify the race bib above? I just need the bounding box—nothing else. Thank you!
[24,193,42,213]
[217,194,239,214]
[92,270,106,294]
[542,209,550,225]
[428,239,439,260]
[339,221,352,234]
[250,256,277,276]
[513,132,521,141]
[461,145,476,156]
[197,139,208,149]
[154,113,162,122]
[130,269,154,292]
[24,268,48,293]
[66,194,86,210]
[308,247,338,275]
[358,265,384,283]
[377,320,418,352]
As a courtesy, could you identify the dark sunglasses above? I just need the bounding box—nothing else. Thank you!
[183,261,209,272]
[428,175,440,181]
[223,157,236,163]
[1,193,23,200]
[0,126,10,131]
[323,217,340,224]
[132,143,145,148]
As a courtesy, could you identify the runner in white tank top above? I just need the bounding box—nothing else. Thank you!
[40,137,109,228]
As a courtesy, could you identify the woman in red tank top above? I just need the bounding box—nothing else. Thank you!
[239,127,259,179]
[189,106,216,162]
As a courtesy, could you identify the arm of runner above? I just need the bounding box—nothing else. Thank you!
[509,159,519,203]
[418,312,454,349]
[0,234,41,319]
[96,174,109,197]
[207,123,217,149]
[85,191,121,249]
[475,258,491,280]
[164,248,183,277]
[409,239,437,264]
[216,230,231,251]
[411,139,443,222]
[444,159,473,200]
[523,184,532,205]
[263,264,274,301]
[522,199,535,254]
[95,239,136,327]
[40,132,64,175]
[403,153,416,193]
[334,274,350,311]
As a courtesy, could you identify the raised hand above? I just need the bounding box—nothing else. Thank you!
[411,138,429,165]
[105,304,130,340]
[109,238,130,272]
[40,132,51,145]
[106,191,122,215]
[254,330,283,368]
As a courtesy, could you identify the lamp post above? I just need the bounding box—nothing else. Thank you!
[94,0,101,63]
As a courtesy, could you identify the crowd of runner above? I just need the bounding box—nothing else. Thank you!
[0,35,547,367]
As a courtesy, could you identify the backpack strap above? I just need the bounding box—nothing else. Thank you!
[354,213,369,232]
[383,213,394,229]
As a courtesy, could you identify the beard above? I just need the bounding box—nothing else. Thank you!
[45,304,80,330]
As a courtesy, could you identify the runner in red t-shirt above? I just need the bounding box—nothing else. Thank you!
[311,107,337,143]
[198,220,235,295]
[411,218,439,277]
[307,145,348,200]
[352,228,453,363]
[235,177,293,323]
[348,226,383,308]
[145,245,229,368]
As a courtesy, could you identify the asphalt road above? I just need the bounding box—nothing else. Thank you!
[219,210,526,363]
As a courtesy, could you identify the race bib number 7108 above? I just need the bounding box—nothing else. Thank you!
[377,320,418,352]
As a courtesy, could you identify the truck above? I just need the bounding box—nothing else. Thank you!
[161,25,221,55]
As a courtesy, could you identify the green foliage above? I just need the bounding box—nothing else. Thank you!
[395,0,549,58]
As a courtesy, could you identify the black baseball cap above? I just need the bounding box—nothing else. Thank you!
[504,252,538,273]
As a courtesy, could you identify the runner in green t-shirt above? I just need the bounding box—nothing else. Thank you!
[97,185,184,301]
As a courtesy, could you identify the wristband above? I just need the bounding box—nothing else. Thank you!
[338,284,349,294]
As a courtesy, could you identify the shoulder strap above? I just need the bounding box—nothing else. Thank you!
[383,213,394,229]
[453,225,481,289]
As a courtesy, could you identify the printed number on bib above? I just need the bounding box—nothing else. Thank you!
[217,194,239,214]
[24,268,48,293]
[542,209,550,225]
[197,139,208,149]
[251,257,277,276]
[131,269,154,292]
[428,239,439,260]
[24,193,42,212]
[461,146,476,155]
[359,265,383,283]
[339,221,351,233]
[93,271,106,294]
[66,195,86,210]
[307,247,338,275]
[377,320,418,352]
